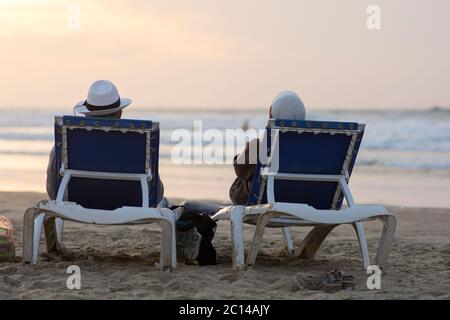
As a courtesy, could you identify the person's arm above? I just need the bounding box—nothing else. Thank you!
[233,138,259,181]
[156,176,164,205]
[46,147,57,200]
[44,147,61,253]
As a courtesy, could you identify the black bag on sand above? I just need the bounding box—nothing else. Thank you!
[176,211,218,266]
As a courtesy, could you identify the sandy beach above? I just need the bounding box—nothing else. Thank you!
[1,189,449,300]
[1,0,449,304]
[2,117,448,301]
[1,151,450,300]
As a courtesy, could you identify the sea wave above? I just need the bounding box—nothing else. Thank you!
[0,109,449,171]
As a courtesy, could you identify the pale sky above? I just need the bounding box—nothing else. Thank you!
[0,0,449,110]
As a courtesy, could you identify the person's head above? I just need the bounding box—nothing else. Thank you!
[73,80,132,119]
[97,110,122,119]
[269,91,306,120]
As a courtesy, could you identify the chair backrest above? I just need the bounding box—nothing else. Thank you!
[247,119,365,210]
[54,116,160,210]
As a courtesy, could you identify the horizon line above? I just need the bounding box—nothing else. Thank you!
[1,105,449,113]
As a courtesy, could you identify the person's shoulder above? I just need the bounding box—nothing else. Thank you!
[247,138,260,149]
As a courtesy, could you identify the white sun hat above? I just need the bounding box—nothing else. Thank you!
[74,80,132,116]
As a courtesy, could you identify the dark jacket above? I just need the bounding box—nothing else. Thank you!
[229,139,259,205]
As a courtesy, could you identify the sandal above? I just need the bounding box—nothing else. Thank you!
[323,270,356,292]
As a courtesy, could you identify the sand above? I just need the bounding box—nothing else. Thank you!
[3,156,450,208]
[0,191,449,300]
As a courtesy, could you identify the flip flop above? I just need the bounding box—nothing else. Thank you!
[323,270,356,292]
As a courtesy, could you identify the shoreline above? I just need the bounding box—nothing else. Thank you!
[2,156,449,208]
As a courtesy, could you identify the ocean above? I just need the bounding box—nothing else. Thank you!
[1,108,450,171]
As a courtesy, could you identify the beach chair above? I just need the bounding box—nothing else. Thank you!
[213,119,396,270]
[22,116,176,270]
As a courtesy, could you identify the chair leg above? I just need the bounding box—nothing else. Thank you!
[23,209,35,264]
[376,215,397,270]
[282,228,295,255]
[161,209,177,269]
[230,206,245,270]
[353,222,370,270]
[55,218,64,245]
[246,212,275,268]
[32,213,46,265]
[295,225,337,259]
[157,213,174,271]
[23,208,42,265]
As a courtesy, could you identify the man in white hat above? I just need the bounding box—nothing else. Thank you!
[44,80,165,252]
[71,80,132,119]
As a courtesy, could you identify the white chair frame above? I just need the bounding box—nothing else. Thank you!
[213,122,396,270]
[23,119,176,270]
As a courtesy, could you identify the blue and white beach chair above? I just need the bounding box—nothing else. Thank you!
[213,119,396,270]
[23,116,176,270]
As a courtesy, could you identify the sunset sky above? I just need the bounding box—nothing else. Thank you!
[1,0,449,110]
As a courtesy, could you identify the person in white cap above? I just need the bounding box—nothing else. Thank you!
[44,80,165,253]
[230,90,306,205]
[179,90,306,217]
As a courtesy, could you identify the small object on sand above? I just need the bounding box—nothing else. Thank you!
[295,269,355,292]
[176,210,218,266]
[341,274,356,291]
[325,269,356,291]
[0,216,16,263]
[176,227,202,262]
[323,269,356,292]
[294,272,323,290]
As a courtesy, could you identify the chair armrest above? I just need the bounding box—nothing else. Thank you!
[56,169,152,207]
[260,170,355,207]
